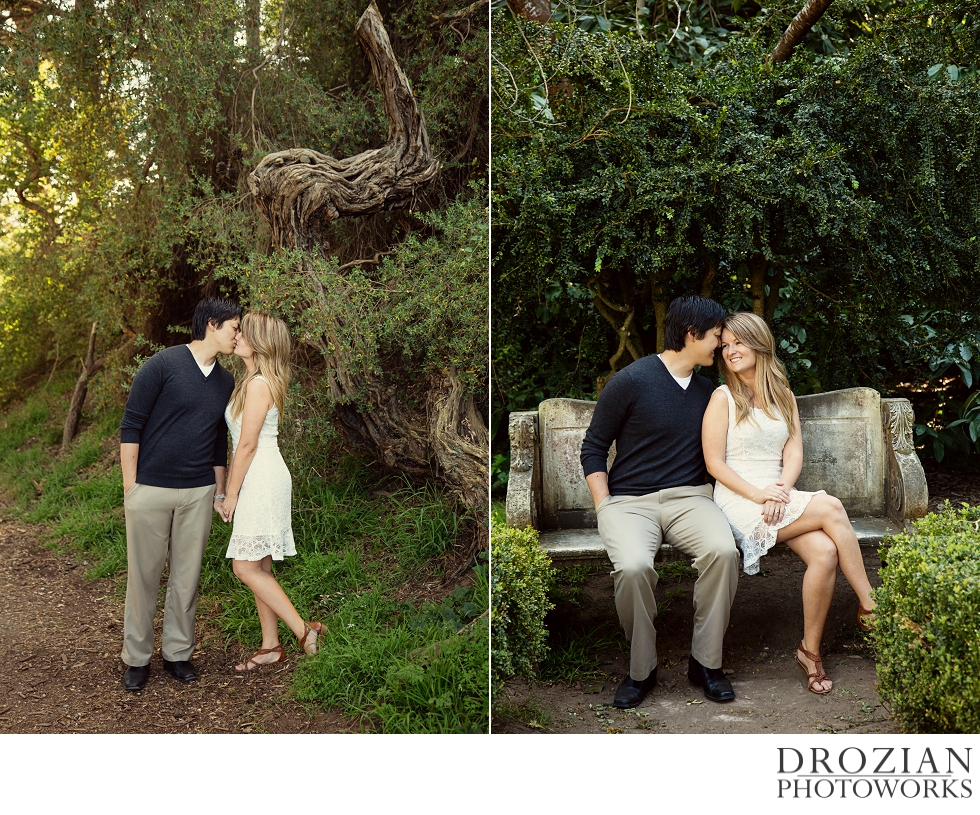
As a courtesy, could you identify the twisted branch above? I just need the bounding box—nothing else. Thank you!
[248,2,439,250]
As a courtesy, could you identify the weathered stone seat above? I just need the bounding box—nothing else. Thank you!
[505,388,928,566]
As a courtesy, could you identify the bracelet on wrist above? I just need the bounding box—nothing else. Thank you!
[214,493,226,500]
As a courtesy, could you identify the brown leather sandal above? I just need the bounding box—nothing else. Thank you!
[299,621,324,655]
[796,641,832,694]
[236,643,285,672]
[857,607,875,632]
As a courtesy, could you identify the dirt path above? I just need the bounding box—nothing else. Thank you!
[0,514,354,734]
[494,468,980,735]
[495,551,896,735]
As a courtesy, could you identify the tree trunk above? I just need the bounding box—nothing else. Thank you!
[651,284,668,354]
[770,0,835,65]
[749,255,767,318]
[700,258,717,298]
[765,266,784,324]
[248,3,487,556]
[248,3,440,251]
[62,321,104,449]
[246,0,261,57]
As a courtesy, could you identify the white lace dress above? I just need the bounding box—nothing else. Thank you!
[712,385,824,576]
[224,384,296,561]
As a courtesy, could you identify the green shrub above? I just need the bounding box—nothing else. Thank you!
[875,503,980,734]
[490,522,554,696]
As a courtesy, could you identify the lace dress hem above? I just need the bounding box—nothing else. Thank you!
[226,530,297,562]
[734,489,825,575]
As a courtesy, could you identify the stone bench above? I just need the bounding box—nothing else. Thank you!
[505,388,928,566]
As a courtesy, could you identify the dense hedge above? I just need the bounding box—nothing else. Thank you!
[491,3,980,471]
[490,522,555,697]
[875,504,980,734]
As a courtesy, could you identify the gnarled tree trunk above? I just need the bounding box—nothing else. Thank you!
[249,3,440,251]
[248,2,487,560]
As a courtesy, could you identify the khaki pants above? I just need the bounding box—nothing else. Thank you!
[120,483,215,666]
[597,484,739,680]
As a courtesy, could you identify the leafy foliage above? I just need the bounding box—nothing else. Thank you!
[0,0,487,405]
[874,504,980,733]
[491,2,980,475]
[490,521,555,697]
[220,190,489,408]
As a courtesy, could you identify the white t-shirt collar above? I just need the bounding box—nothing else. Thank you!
[658,354,692,390]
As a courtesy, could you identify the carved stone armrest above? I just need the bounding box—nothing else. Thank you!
[881,398,929,523]
[505,411,541,529]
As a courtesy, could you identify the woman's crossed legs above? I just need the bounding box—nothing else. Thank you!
[774,493,877,692]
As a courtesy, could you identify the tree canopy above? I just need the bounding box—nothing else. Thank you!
[491,1,980,471]
[1,0,489,526]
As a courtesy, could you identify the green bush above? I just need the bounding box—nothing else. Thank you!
[875,503,980,734]
[490,522,555,697]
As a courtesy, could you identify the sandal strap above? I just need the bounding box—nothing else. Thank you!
[242,644,284,669]
[797,641,829,686]
[797,641,822,663]
[299,623,313,650]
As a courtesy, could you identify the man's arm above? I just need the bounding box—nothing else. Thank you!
[119,355,164,493]
[585,471,610,510]
[580,370,632,509]
[121,443,139,494]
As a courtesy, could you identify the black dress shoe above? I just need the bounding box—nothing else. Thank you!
[612,668,657,709]
[122,664,150,691]
[163,659,199,683]
[688,656,735,702]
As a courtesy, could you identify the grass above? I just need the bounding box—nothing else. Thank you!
[0,382,489,733]
[494,697,552,730]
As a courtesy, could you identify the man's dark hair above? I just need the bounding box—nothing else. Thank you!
[191,297,242,341]
[662,294,728,352]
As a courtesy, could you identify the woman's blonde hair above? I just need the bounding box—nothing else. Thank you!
[227,312,291,421]
[719,311,797,436]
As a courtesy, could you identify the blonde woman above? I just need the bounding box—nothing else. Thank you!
[217,313,323,670]
[701,312,876,694]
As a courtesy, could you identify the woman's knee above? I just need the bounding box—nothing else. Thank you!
[818,494,848,524]
[232,559,257,582]
[812,536,839,571]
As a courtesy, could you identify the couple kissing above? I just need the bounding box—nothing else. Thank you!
[119,298,322,691]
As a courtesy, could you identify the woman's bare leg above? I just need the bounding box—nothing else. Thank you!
[252,557,282,647]
[783,529,838,692]
[776,494,876,613]
[232,557,314,666]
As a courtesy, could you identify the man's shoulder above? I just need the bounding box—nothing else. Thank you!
[154,344,189,367]
[693,371,719,392]
[610,355,660,384]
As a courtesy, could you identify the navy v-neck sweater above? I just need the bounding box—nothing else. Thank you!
[119,345,235,488]
[580,354,715,496]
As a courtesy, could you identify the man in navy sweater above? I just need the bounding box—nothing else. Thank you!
[581,294,739,708]
[118,297,240,691]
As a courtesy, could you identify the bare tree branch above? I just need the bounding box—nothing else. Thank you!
[770,0,835,65]
[433,0,489,23]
